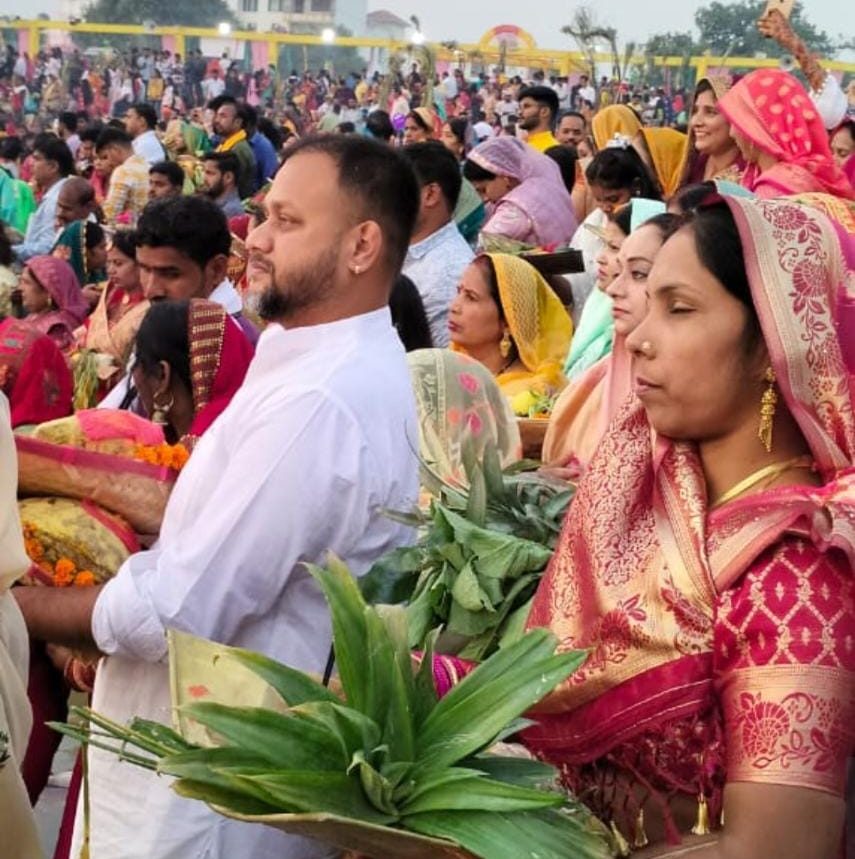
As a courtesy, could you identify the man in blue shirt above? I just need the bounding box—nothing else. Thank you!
[241,104,279,192]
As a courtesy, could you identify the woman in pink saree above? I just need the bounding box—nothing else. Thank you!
[718,69,854,201]
[463,136,577,247]
[17,256,88,353]
[436,196,854,857]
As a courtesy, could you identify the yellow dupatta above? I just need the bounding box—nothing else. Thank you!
[490,253,573,407]
[638,127,688,198]
[591,105,642,151]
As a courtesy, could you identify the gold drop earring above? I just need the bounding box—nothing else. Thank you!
[758,367,777,453]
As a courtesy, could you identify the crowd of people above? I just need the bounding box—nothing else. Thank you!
[0,7,854,859]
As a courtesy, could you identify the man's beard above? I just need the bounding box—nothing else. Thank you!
[204,179,225,199]
[256,242,340,322]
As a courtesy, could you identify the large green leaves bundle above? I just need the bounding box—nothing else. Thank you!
[361,441,575,659]
[53,556,611,859]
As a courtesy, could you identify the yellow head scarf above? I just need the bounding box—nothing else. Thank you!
[591,105,642,151]
[489,254,573,396]
[638,127,688,198]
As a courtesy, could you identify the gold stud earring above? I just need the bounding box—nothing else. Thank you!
[151,393,174,426]
[499,331,512,358]
[759,367,777,453]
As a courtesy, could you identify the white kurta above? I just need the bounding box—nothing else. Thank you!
[73,309,420,859]
[0,394,44,859]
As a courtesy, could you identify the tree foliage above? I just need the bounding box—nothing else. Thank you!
[644,31,699,58]
[84,0,236,28]
[693,0,834,57]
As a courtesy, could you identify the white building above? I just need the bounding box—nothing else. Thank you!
[228,0,367,37]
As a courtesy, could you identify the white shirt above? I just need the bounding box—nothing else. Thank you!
[73,309,419,859]
[13,176,67,263]
[403,220,474,348]
[133,129,166,166]
[203,77,225,100]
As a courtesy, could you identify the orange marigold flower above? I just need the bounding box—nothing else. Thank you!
[74,570,97,587]
[54,557,76,578]
[53,568,75,587]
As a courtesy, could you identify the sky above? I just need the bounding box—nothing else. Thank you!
[3,0,850,51]
[365,0,852,50]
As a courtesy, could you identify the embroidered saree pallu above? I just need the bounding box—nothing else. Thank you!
[16,410,183,536]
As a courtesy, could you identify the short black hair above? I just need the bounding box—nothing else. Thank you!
[585,147,661,200]
[518,85,560,123]
[0,136,24,161]
[240,103,258,131]
[281,135,420,274]
[149,160,185,189]
[128,103,158,130]
[558,110,585,125]
[59,111,78,134]
[389,275,433,351]
[79,126,102,145]
[401,141,463,212]
[337,122,357,134]
[204,151,240,182]
[207,94,229,113]
[95,127,133,153]
[134,300,192,394]
[365,110,394,142]
[136,196,231,268]
[32,133,75,177]
[111,228,138,260]
[544,145,577,195]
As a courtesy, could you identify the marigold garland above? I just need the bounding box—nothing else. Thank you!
[21,523,98,587]
[132,442,190,471]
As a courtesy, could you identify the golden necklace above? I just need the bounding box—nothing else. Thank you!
[711,455,815,509]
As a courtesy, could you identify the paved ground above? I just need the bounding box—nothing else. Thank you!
[34,735,77,858]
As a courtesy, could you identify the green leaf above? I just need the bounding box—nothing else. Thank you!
[347,750,398,816]
[498,598,534,650]
[416,630,587,770]
[171,778,282,816]
[179,702,346,771]
[402,775,564,814]
[126,718,195,755]
[465,459,487,527]
[289,701,381,763]
[466,754,557,789]
[359,547,425,604]
[412,628,439,727]
[406,583,440,648]
[306,556,370,712]
[450,562,489,613]
[482,440,507,501]
[225,770,397,825]
[363,605,415,762]
[404,808,611,859]
[222,646,341,707]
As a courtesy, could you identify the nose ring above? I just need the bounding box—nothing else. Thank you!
[640,340,653,355]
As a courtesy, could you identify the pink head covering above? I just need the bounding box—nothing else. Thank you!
[25,255,89,332]
[718,69,854,200]
[468,137,577,246]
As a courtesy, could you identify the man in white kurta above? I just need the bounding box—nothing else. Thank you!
[0,395,44,859]
[16,135,423,859]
